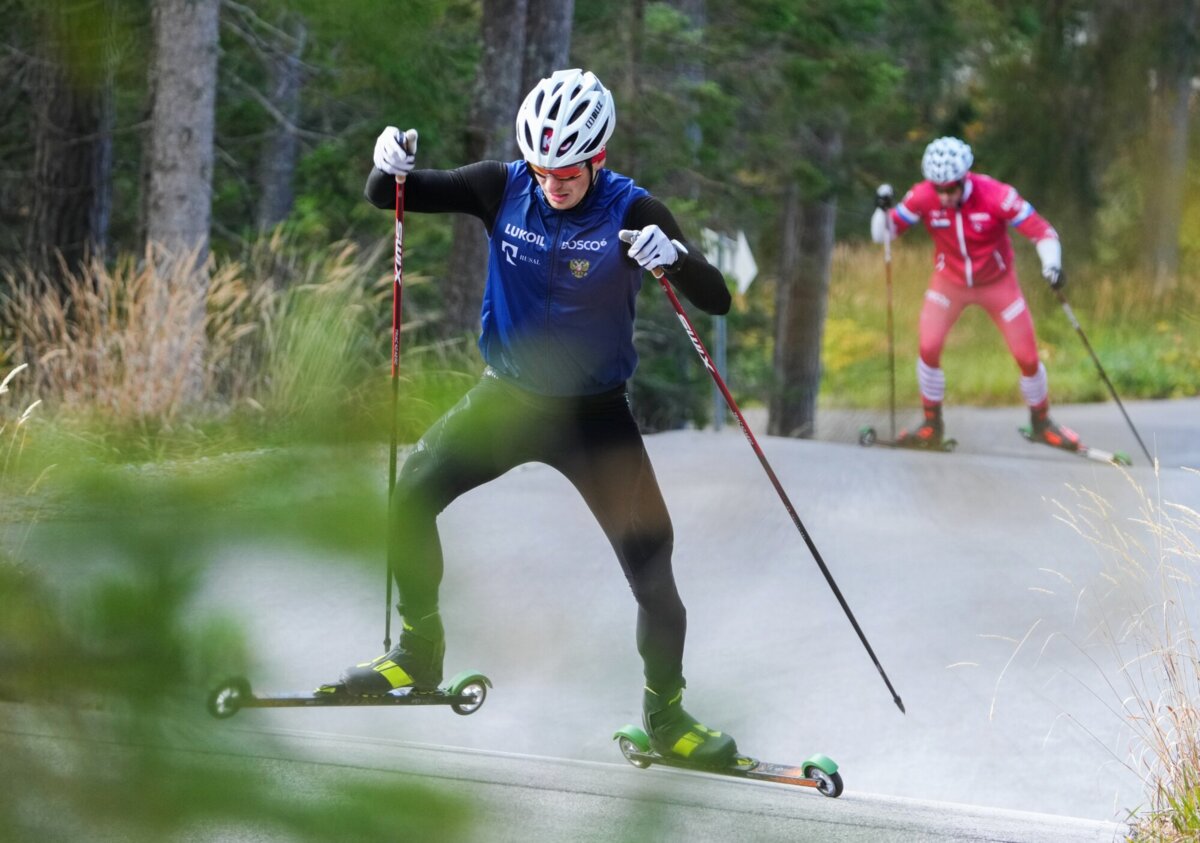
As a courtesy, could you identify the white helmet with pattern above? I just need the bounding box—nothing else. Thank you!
[515,68,616,168]
[921,137,973,185]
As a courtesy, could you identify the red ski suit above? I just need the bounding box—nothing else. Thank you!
[887,173,1058,378]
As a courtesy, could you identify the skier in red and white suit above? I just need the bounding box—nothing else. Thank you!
[871,136,1080,450]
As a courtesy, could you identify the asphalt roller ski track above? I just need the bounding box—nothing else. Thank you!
[13,398,1200,840]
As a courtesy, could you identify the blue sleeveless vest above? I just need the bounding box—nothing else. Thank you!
[479,162,649,396]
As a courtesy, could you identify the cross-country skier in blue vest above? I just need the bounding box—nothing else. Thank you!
[335,69,737,766]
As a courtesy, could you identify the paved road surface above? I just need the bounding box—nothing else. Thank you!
[205,399,1195,825]
[6,713,1127,841]
[14,398,1198,839]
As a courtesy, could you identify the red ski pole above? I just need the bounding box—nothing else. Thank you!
[620,231,904,714]
[383,130,417,650]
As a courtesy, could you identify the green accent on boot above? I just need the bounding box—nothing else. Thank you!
[340,612,445,695]
[371,658,416,688]
[642,684,737,766]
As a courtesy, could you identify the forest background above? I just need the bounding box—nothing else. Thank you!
[2,3,1199,840]
[2,0,1198,448]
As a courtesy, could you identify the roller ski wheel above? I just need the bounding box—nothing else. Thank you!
[207,676,251,719]
[858,425,956,453]
[616,728,653,769]
[803,762,845,798]
[447,675,489,715]
[612,725,843,798]
[205,670,492,719]
[1018,425,1131,467]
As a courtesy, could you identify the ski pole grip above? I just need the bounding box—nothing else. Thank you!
[395,128,419,185]
[618,229,665,278]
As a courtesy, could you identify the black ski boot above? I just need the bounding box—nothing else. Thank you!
[643,681,738,767]
[1028,405,1081,452]
[895,404,945,450]
[336,612,445,696]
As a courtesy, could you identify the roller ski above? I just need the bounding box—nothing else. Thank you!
[208,612,490,719]
[613,681,842,798]
[858,425,957,453]
[613,725,843,798]
[1018,416,1131,466]
[859,405,956,453]
[206,670,490,719]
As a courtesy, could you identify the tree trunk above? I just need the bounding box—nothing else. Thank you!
[28,0,110,282]
[144,0,220,402]
[91,20,115,263]
[145,0,219,264]
[256,17,307,231]
[443,0,531,337]
[769,130,842,439]
[624,0,646,176]
[522,0,575,93]
[670,0,705,201]
[1147,0,1197,293]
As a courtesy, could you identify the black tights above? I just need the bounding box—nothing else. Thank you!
[390,372,686,688]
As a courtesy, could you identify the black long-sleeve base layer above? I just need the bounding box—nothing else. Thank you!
[366,162,731,315]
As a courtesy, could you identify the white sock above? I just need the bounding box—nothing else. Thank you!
[917,359,945,404]
[1020,362,1048,407]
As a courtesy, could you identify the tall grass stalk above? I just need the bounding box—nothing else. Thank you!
[1048,473,1200,839]
[0,235,482,448]
[1,363,38,473]
[0,362,45,534]
[3,249,222,423]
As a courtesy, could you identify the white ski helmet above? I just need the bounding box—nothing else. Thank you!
[921,137,973,185]
[515,68,616,169]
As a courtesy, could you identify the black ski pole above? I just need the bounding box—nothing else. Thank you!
[1053,286,1153,466]
[384,131,416,650]
[621,231,905,714]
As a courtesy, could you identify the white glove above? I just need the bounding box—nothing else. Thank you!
[374,127,418,177]
[1036,238,1065,290]
[870,207,895,244]
[618,225,686,272]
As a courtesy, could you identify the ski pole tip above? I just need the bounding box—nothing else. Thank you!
[895,696,906,714]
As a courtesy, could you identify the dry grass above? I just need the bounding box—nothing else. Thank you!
[3,247,225,423]
[1,363,41,480]
[0,363,49,577]
[0,235,409,433]
[1048,473,1200,839]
